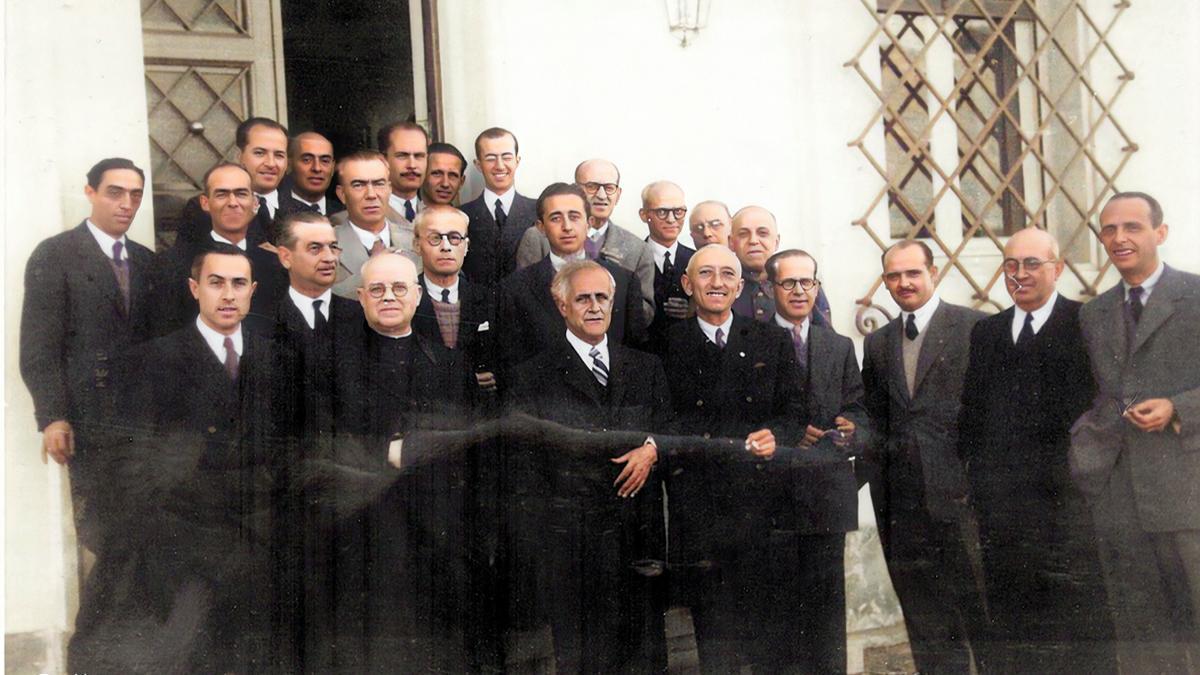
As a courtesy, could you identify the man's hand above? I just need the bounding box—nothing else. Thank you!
[799,424,824,448]
[663,297,690,320]
[475,371,497,391]
[43,420,75,465]
[833,416,856,447]
[745,428,776,459]
[1125,398,1177,433]
[612,443,658,498]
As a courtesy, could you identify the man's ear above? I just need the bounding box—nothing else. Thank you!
[536,219,546,234]
[1157,222,1170,245]
[188,277,200,301]
[335,185,345,205]
[681,274,694,298]
[277,246,292,269]
[200,194,211,213]
[639,208,649,225]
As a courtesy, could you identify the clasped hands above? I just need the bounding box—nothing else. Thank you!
[800,416,856,449]
[1123,397,1180,434]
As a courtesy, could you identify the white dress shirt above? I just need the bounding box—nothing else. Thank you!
[86,219,128,260]
[289,287,332,329]
[257,189,279,218]
[774,313,810,342]
[697,314,735,346]
[349,221,390,250]
[901,293,942,335]
[1011,291,1058,343]
[1124,260,1165,302]
[483,187,515,217]
[290,192,327,215]
[195,315,242,363]
[647,238,680,274]
[211,230,248,250]
[423,275,460,304]
[566,330,608,372]
[388,193,422,219]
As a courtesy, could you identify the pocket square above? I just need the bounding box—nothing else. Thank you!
[753,362,767,368]
[477,321,490,332]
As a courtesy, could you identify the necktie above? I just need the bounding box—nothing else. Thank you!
[714,327,726,350]
[306,202,321,213]
[404,199,416,222]
[111,240,130,312]
[589,346,609,386]
[257,195,270,223]
[369,237,386,256]
[905,313,919,340]
[792,324,808,369]
[313,299,327,331]
[1016,312,1034,346]
[584,234,600,260]
[662,251,674,280]
[1128,286,1144,323]
[223,336,239,382]
[494,198,507,228]
[441,288,450,303]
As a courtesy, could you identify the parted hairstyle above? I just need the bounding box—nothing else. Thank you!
[235,117,288,150]
[535,182,591,221]
[474,126,519,158]
[765,249,819,283]
[376,120,429,153]
[86,158,144,189]
[881,239,935,269]
[275,210,332,249]
[428,142,468,173]
[190,243,253,281]
[1107,191,1164,227]
[336,150,389,181]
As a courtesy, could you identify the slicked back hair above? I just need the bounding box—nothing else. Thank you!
[236,117,288,150]
[428,142,467,173]
[377,121,429,154]
[765,249,819,283]
[336,150,389,182]
[190,244,252,281]
[275,210,332,249]
[86,157,144,189]
[551,259,615,304]
[203,161,251,194]
[1106,191,1164,227]
[881,239,935,270]
[474,127,519,158]
[412,204,470,239]
[536,182,591,221]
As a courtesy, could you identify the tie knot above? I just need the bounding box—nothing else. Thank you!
[793,323,805,342]
[714,327,726,349]
[589,346,601,358]
[313,299,324,313]
[905,313,919,340]
[1129,286,1144,302]
[1023,312,1034,326]
[663,251,672,266]
[441,288,450,303]
[111,240,124,263]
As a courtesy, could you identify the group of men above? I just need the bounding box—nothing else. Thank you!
[19,113,1200,674]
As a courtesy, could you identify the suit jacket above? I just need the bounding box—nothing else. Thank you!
[647,242,695,355]
[411,273,497,373]
[329,219,422,299]
[1071,266,1200,532]
[797,322,868,535]
[514,222,657,326]
[460,191,537,286]
[498,256,646,371]
[151,236,289,336]
[20,222,157,432]
[178,193,274,247]
[275,175,346,219]
[862,300,984,522]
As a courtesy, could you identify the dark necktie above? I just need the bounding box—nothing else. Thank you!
[1128,286,1145,323]
[792,324,808,370]
[584,235,600,260]
[257,195,270,223]
[441,288,450,303]
[313,299,327,331]
[223,336,239,382]
[905,313,919,340]
[714,327,726,350]
[662,251,674,281]
[369,237,386,256]
[306,202,321,213]
[404,199,416,222]
[589,346,609,387]
[1016,312,1034,346]
[111,240,130,313]
[494,198,507,228]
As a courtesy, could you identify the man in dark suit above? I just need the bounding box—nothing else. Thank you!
[640,180,696,354]
[662,243,807,672]
[460,127,538,286]
[422,142,467,207]
[861,239,986,674]
[499,183,646,370]
[1071,192,1200,672]
[69,246,278,673]
[765,249,866,674]
[515,159,656,323]
[958,228,1114,673]
[276,131,344,217]
[177,116,288,246]
[20,157,157,548]
[508,259,669,673]
[376,120,428,229]
[730,204,833,326]
[411,205,497,393]
[154,162,287,334]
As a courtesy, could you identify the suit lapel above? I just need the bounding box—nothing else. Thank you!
[1132,266,1180,355]
[1092,285,1128,366]
[885,318,912,404]
[607,344,629,410]
[72,225,124,315]
[599,223,628,267]
[558,342,604,407]
[534,258,558,317]
[807,325,839,422]
[337,224,369,280]
[912,303,952,395]
[127,243,154,321]
[720,318,752,402]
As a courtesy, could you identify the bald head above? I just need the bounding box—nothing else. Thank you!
[1003,227,1060,260]
[683,244,744,324]
[690,200,732,247]
[730,205,780,274]
[640,180,687,247]
[1002,227,1064,312]
[357,253,422,336]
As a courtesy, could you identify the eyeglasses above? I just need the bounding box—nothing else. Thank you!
[424,232,467,246]
[1001,257,1056,275]
[649,207,687,221]
[366,282,411,299]
[775,277,820,292]
[691,219,727,234]
[581,182,619,196]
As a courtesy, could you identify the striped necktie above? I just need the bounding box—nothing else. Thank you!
[589,346,608,387]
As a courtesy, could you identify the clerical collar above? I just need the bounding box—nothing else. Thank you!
[372,327,413,339]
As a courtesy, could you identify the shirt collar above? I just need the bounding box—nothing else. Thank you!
[483,187,515,215]
[288,287,333,329]
[290,191,327,214]
[589,220,610,241]
[774,313,810,342]
[549,250,585,271]
[210,230,248,250]
[696,314,734,346]
[349,220,390,250]
[388,192,422,218]
[647,237,680,272]
[194,315,243,362]
[85,219,128,260]
[1124,260,1166,301]
[422,274,460,304]
[902,293,941,334]
[372,326,414,339]
[1012,291,1058,343]
[565,330,608,368]
[256,189,279,216]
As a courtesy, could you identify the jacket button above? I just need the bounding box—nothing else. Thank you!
[696,399,704,407]
[207,426,217,434]
[746,396,753,403]
[702,432,711,439]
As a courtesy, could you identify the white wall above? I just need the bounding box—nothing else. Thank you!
[4,0,153,648]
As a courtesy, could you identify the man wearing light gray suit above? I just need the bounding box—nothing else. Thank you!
[1071,191,1200,673]
[861,239,986,674]
[330,150,421,299]
[515,159,655,325]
